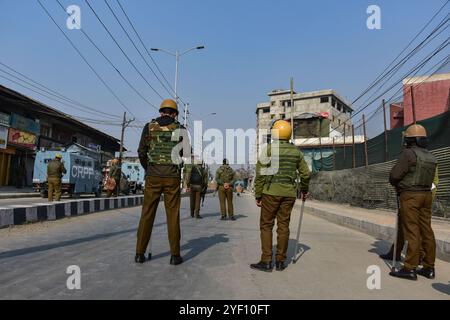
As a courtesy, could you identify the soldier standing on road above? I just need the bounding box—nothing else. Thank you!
[107,158,121,197]
[135,99,189,265]
[215,159,236,220]
[250,120,310,272]
[47,153,66,202]
[185,158,208,219]
[389,124,437,281]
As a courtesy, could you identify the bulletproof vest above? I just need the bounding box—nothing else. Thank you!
[47,160,64,178]
[267,141,300,185]
[147,120,181,166]
[189,166,203,185]
[400,147,437,190]
[219,165,234,182]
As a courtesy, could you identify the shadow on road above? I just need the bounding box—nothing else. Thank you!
[150,233,230,262]
[432,282,450,295]
[266,239,311,267]
[0,227,137,260]
[368,239,401,270]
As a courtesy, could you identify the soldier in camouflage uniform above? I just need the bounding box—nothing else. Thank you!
[47,153,67,202]
[135,99,189,265]
[184,158,208,219]
[215,159,236,220]
[251,120,310,272]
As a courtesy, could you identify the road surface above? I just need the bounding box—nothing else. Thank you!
[0,193,449,299]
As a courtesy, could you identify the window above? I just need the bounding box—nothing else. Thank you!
[338,119,341,126]
[128,165,132,169]
[332,98,336,107]
[262,108,270,114]
[284,101,292,107]
[320,97,329,103]
[270,115,275,119]
[41,124,51,137]
[135,166,139,170]
[337,103,342,112]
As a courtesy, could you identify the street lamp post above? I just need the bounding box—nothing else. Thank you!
[151,46,205,103]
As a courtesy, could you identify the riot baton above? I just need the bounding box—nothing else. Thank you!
[292,199,306,264]
[391,195,400,272]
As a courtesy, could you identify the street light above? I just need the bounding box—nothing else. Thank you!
[150,45,205,104]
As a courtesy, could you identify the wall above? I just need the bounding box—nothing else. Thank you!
[403,78,450,126]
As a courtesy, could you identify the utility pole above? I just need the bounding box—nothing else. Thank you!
[382,99,388,162]
[363,114,368,168]
[410,85,417,123]
[184,102,189,127]
[119,111,135,165]
[175,50,179,103]
[290,77,294,141]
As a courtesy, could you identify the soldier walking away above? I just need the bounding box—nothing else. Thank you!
[250,120,310,272]
[135,99,189,265]
[215,159,236,220]
[185,158,208,219]
[106,158,121,197]
[389,124,437,281]
[47,153,66,202]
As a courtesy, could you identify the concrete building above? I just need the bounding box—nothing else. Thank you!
[256,88,366,169]
[390,72,450,129]
[0,84,121,187]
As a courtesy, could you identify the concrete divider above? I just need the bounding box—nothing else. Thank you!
[0,191,210,228]
[0,195,145,228]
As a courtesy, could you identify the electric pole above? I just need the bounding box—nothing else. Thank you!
[290,77,294,141]
[119,111,135,165]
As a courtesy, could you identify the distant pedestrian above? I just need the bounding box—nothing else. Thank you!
[215,159,236,220]
[47,154,66,202]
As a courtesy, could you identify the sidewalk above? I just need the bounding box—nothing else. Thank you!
[303,200,450,262]
[0,187,39,199]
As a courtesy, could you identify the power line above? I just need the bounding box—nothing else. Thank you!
[353,13,450,112]
[0,65,120,120]
[54,0,158,119]
[84,0,164,101]
[37,0,143,134]
[351,0,450,106]
[104,0,175,99]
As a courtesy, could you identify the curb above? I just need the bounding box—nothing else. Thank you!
[0,195,144,228]
[303,203,450,263]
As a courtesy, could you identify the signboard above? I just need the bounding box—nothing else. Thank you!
[8,128,37,149]
[0,125,8,149]
[10,114,40,135]
[0,112,10,127]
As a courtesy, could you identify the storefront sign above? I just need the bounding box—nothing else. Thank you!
[0,125,8,149]
[10,114,40,135]
[8,128,37,150]
[0,112,10,127]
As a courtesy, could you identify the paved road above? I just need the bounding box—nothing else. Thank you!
[0,194,449,299]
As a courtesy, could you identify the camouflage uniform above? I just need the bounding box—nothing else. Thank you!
[254,140,310,263]
[136,116,187,256]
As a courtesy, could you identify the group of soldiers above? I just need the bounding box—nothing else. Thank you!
[46,97,438,281]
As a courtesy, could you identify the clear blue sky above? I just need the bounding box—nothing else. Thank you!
[0,0,448,155]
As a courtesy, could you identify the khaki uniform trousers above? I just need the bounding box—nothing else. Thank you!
[136,176,181,256]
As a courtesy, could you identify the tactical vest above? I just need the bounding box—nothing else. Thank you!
[266,141,300,185]
[220,165,234,182]
[190,166,203,185]
[147,120,181,166]
[399,147,437,190]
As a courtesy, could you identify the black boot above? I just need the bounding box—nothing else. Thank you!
[170,255,183,265]
[191,212,195,218]
[230,216,236,221]
[148,252,152,261]
[379,251,401,261]
[135,253,146,264]
[417,267,435,279]
[275,261,286,271]
[389,268,417,281]
[196,215,203,219]
[250,261,272,272]
[220,216,227,221]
